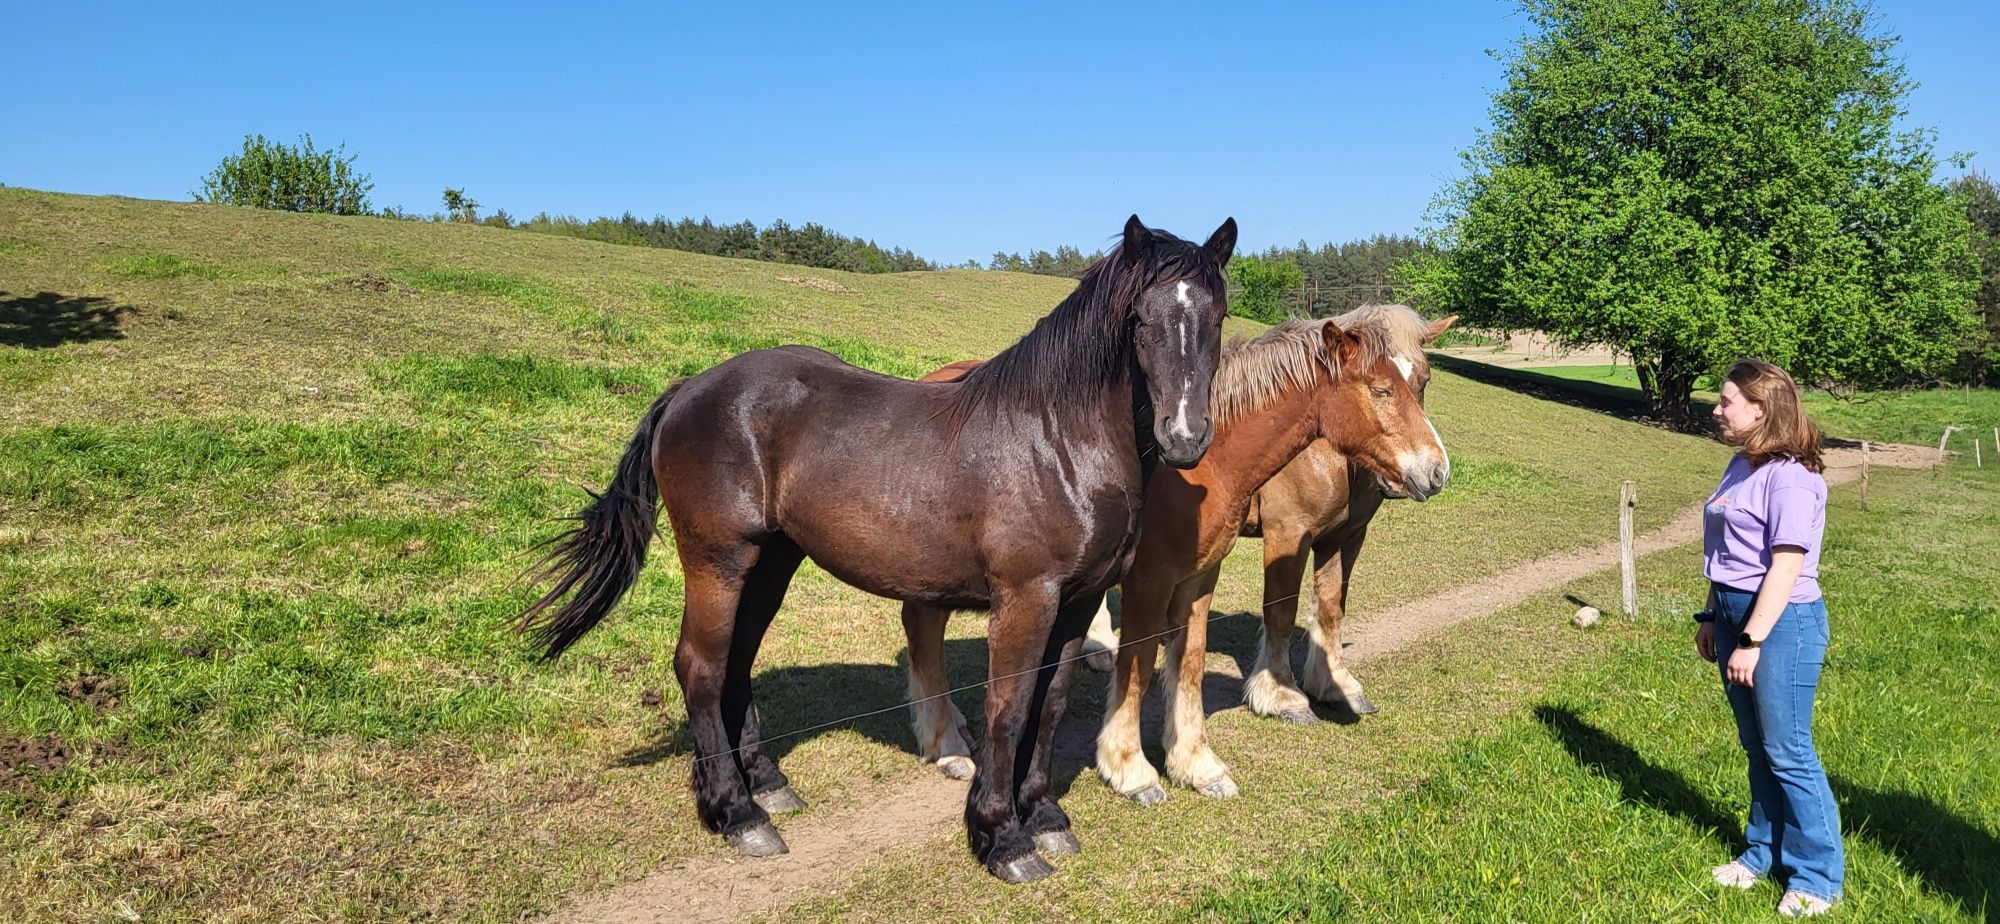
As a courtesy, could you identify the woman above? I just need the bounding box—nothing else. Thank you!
[1695,359,1843,916]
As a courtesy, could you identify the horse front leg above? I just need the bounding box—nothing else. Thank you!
[1096,572,1171,805]
[1301,531,1377,714]
[1161,568,1236,798]
[1244,525,1319,724]
[966,582,1061,884]
[902,602,974,780]
[1015,592,1101,858]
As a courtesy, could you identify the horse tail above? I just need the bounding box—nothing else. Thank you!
[515,384,680,659]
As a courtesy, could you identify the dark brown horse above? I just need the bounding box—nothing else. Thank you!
[517,216,1237,884]
[904,310,1448,803]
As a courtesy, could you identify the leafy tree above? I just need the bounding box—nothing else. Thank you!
[1228,255,1305,324]
[1949,169,2000,383]
[194,134,373,215]
[441,187,480,223]
[1406,0,1979,421]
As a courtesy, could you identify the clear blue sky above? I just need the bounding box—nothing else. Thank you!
[4,1,1995,265]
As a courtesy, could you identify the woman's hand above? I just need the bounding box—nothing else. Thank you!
[1727,645,1760,687]
[1695,622,1716,663]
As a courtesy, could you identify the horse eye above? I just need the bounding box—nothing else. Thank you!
[1370,386,1393,398]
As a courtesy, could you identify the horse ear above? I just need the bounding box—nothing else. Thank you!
[1204,217,1238,267]
[1122,214,1151,264]
[1424,314,1460,343]
[1322,320,1362,367]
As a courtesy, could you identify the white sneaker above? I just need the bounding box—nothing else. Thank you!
[1711,861,1758,889]
[1778,891,1833,917]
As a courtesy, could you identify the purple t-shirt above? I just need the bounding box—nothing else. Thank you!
[1703,454,1825,603]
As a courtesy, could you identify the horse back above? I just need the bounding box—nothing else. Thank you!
[655,345,1141,608]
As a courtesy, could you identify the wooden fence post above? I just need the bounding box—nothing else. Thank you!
[1620,480,1637,618]
[1860,440,1870,511]
[1936,426,1960,477]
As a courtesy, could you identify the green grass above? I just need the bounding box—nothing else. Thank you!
[0,188,1784,921]
[1186,463,1998,923]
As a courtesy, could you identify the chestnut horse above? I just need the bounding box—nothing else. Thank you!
[1076,306,1457,720]
[1238,306,1455,723]
[903,309,1448,804]
[518,216,1237,884]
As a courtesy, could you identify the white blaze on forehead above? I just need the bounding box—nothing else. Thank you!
[1178,319,1187,355]
[1391,356,1416,381]
[1175,280,1192,308]
[1171,375,1195,439]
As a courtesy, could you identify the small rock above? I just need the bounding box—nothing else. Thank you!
[1572,606,1602,628]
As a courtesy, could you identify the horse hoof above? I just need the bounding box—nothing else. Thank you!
[936,756,975,781]
[1033,830,1082,856]
[990,851,1057,884]
[1346,695,1380,715]
[725,822,788,857]
[1197,776,1240,800]
[753,786,808,815]
[1129,783,1169,806]
[1084,650,1114,673]
[1277,708,1322,725]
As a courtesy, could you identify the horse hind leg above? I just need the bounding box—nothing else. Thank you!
[675,541,784,857]
[1243,530,1318,724]
[730,537,809,816]
[1301,533,1376,715]
[1161,570,1236,799]
[902,602,974,780]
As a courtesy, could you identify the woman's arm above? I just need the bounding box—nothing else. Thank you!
[1726,546,1806,685]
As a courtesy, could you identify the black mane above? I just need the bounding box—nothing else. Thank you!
[942,228,1225,424]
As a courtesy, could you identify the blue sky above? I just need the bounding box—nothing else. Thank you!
[4,1,1995,264]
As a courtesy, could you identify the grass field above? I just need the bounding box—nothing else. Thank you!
[2,189,1983,922]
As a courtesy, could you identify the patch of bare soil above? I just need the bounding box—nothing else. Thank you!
[344,273,416,296]
[1,736,71,790]
[777,275,849,294]
[541,441,1934,924]
[60,675,127,714]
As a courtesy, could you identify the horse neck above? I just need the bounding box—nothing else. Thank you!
[1188,376,1324,508]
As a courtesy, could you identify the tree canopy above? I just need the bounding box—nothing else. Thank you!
[1406,0,1979,420]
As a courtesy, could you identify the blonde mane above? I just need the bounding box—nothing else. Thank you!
[1210,303,1432,425]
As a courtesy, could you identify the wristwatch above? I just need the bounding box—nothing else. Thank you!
[1692,609,1716,624]
[1736,631,1763,649]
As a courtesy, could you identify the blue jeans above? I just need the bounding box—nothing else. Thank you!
[1713,585,1844,902]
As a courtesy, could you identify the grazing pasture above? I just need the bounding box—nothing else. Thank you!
[5,189,1976,922]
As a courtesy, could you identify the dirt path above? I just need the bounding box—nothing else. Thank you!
[545,442,1932,924]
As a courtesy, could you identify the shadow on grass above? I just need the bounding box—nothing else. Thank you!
[1430,354,1717,435]
[1833,778,1997,923]
[1537,705,1998,921]
[607,612,1306,802]
[0,290,132,348]
[1533,705,1740,844]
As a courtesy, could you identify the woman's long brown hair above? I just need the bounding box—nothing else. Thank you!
[1723,359,1824,473]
